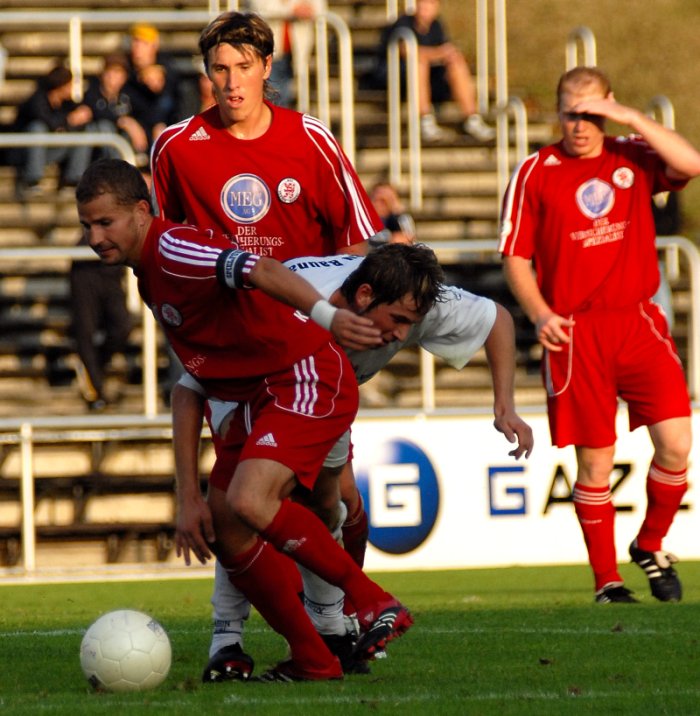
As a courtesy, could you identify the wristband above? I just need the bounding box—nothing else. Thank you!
[310,299,338,331]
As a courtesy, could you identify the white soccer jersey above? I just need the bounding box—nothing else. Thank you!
[180,254,497,429]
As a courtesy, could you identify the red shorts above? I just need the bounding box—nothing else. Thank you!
[543,300,690,448]
[209,341,358,491]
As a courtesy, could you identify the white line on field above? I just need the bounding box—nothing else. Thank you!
[0,624,671,639]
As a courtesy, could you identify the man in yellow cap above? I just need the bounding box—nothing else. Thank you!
[123,23,183,150]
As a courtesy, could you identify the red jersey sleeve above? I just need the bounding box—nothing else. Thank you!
[498,151,542,259]
[151,120,191,223]
[302,114,384,249]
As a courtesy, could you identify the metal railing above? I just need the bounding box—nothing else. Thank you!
[565,25,597,69]
[0,9,356,162]
[0,131,160,417]
[387,27,422,209]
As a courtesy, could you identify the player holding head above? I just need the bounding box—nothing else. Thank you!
[500,66,700,603]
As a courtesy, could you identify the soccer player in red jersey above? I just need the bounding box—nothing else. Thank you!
[76,158,413,681]
[151,11,382,259]
[499,66,700,604]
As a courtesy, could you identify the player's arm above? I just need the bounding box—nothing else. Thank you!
[171,380,215,566]
[575,96,700,180]
[502,254,574,352]
[217,249,382,349]
[483,303,534,459]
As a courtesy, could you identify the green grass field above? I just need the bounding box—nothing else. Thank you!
[1,563,700,715]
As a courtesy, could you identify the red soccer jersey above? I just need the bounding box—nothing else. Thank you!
[499,136,686,314]
[151,102,382,259]
[136,216,330,400]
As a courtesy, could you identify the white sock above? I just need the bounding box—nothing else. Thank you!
[299,563,346,636]
[300,501,349,637]
[209,560,251,657]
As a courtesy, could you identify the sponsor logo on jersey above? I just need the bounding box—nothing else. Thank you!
[355,438,440,554]
[189,126,210,141]
[612,166,635,189]
[160,303,182,327]
[575,178,614,219]
[277,177,301,204]
[221,174,271,224]
[543,154,561,166]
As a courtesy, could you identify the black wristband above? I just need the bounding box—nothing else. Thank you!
[216,249,253,289]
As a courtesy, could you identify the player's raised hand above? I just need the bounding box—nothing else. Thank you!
[330,308,382,350]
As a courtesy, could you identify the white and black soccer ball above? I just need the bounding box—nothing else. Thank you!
[80,609,172,692]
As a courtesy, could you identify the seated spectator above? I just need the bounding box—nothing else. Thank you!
[123,23,183,147]
[369,181,416,245]
[83,52,149,167]
[12,63,93,198]
[247,0,326,110]
[375,0,494,143]
[69,235,133,412]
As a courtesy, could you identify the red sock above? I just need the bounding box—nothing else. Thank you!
[573,482,620,590]
[342,494,369,568]
[636,461,687,552]
[262,499,389,612]
[222,537,334,670]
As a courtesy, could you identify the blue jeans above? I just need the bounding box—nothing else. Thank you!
[21,120,93,185]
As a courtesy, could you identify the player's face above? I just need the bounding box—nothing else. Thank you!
[559,85,607,159]
[207,43,272,127]
[78,194,149,267]
[358,290,422,345]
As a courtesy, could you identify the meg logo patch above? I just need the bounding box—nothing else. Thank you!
[221,173,271,224]
[575,178,614,219]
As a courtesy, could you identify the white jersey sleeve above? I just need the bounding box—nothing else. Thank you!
[414,286,497,369]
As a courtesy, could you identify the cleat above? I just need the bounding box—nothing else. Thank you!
[594,582,639,604]
[252,657,343,682]
[353,598,413,660]
[201,643,255,683]
[629,540,682,602]
[321,632,371,675]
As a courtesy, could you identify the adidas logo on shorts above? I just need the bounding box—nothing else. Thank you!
[189,127,210,141]
[256,432,278,447]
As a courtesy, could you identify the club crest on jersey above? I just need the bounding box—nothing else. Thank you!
[612,166,635,189]
[277,177,301,204]
[576,178,614,219]
[159,303,182,327]
[221,173,271,224]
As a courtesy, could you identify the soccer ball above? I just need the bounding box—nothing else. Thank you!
[80,609,172,692]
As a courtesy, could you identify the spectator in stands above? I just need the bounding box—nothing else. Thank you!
[83,52,149,168]
[12,63,93,198]
[123,23,183,148]
[246,0,325,110]
[69,235,133,412]
[374,0,494,144]
[369,181,416,245]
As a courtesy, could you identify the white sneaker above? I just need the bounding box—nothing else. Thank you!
[420,113,448,143]
[463,114,496,142]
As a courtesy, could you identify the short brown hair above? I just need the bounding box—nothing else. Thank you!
[76,159,152,209]
[198,11,274,72]
[556,66,612,109]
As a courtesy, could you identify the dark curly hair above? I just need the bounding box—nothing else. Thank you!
[340,243,445,317]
